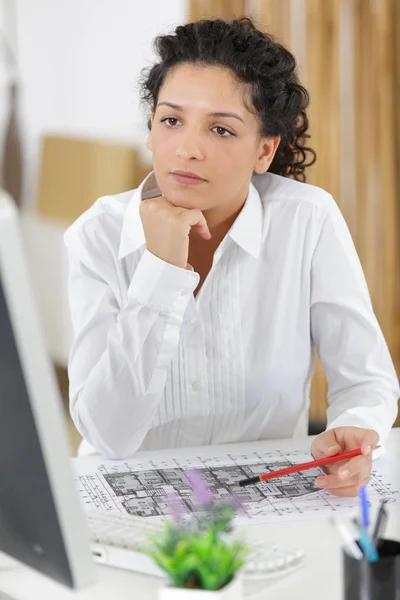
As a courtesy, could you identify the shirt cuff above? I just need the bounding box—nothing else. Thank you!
[127,250,200,314]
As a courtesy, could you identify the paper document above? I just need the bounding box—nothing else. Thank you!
[73,442,399,524]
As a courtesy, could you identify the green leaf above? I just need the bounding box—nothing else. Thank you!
[189,532,213,559]
[197,563,218,590]
[145,552,176,577]
[139,500,248,591]
[173,539,191,562]
[172,554,203,587]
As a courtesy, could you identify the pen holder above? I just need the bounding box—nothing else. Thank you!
[343,539,400,600]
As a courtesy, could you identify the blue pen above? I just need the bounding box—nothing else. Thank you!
[358,486,379,562]
[358,526,379,562]
[359,485,370,527]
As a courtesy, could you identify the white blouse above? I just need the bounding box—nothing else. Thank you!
[64,171,399,458]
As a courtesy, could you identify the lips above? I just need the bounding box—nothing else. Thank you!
[171,170,207,186]
[171,170,206,181]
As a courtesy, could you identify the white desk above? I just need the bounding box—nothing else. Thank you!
[1,430,400,600]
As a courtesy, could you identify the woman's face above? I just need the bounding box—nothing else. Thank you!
[146,64,279,213]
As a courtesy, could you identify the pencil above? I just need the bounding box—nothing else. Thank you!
[238,447,379,487]
[372,499,388,545]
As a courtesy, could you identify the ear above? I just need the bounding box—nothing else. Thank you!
[146,111,155,152]
[146,132,152,153]
[253,136,280,174]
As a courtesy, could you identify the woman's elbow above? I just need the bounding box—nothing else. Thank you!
[70,393,142,459]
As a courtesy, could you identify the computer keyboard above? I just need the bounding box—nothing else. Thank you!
[86,510,305,580]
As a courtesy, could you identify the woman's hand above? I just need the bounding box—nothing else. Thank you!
[140,195,211,269]
[311,426,379,497]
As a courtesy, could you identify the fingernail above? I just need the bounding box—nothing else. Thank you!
[328,445,339,454]
[364,445,373,455]
[339,469,349,479]
[315,478,326,488]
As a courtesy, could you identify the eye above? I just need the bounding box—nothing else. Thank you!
[212,126,234,137]
[160,117,180,127]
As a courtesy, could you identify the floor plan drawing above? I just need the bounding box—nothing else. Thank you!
[73,444,400,524]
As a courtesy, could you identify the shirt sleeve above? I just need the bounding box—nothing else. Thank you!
[65,227,199,459]
[310,198,399,446]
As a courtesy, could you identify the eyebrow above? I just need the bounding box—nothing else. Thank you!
[157,101,245,124]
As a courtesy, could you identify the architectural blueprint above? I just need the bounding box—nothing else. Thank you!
[73,444,400,524]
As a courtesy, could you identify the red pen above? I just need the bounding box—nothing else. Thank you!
[238,447,378,487]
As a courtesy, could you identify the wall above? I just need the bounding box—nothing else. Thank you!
[0,1,186,365]
[0,0,186,208]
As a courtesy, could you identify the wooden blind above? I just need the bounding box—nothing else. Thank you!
[188,0,245,21]
[189,0,400,426]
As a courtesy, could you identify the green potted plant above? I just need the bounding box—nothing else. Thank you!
[142,469,248,599]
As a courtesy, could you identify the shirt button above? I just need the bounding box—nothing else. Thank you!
[181,289,189,297]
[190,319,197,329]
[191,381,202,392]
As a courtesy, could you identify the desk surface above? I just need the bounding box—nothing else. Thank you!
[1,430,399,600]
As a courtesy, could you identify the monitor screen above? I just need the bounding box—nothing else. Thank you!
[0,275,74,586]
[0,192,94,591]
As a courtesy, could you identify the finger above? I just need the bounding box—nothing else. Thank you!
[338,454,372,479]
[183,210,211,239]
[317,456,372,487]
[321,461,348,476]
[324,485,361,498]
[191,222,212,240]
[142,195,172,209]
[311,430,342,460]
[360,430,380,457]
[334,427,379,456]
[145,198,212,238]
[316,471,371,490]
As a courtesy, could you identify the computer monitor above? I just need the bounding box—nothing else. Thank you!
[0,190,95,593]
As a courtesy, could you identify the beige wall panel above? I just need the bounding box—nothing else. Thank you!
[354,0,381,320]
[375,0,398,350]
[354,0,399,353]
[305,0,342,424]
[189,0,400,426]
[306,0,341,201]
[189,0,245,21]
[249,0,292,46]
[36,136,140,222]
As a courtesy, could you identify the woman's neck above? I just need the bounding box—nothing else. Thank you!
[191,197,245,244]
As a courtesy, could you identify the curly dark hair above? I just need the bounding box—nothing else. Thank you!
[139,17,316,182]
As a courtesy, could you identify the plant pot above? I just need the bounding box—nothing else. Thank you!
[158,573,243,600]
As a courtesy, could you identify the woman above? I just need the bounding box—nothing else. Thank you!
[65,17,399,497]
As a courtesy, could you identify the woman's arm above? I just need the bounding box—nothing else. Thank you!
[65,229,199,459]
[310,196,399,445]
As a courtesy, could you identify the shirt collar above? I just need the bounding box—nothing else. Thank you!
[228,178,263,258]
[118,171,263,260]
[118,171,159,260]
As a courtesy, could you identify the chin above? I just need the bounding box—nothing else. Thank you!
[165,188,206,209]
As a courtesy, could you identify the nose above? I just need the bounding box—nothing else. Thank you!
[175,128,205,161]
